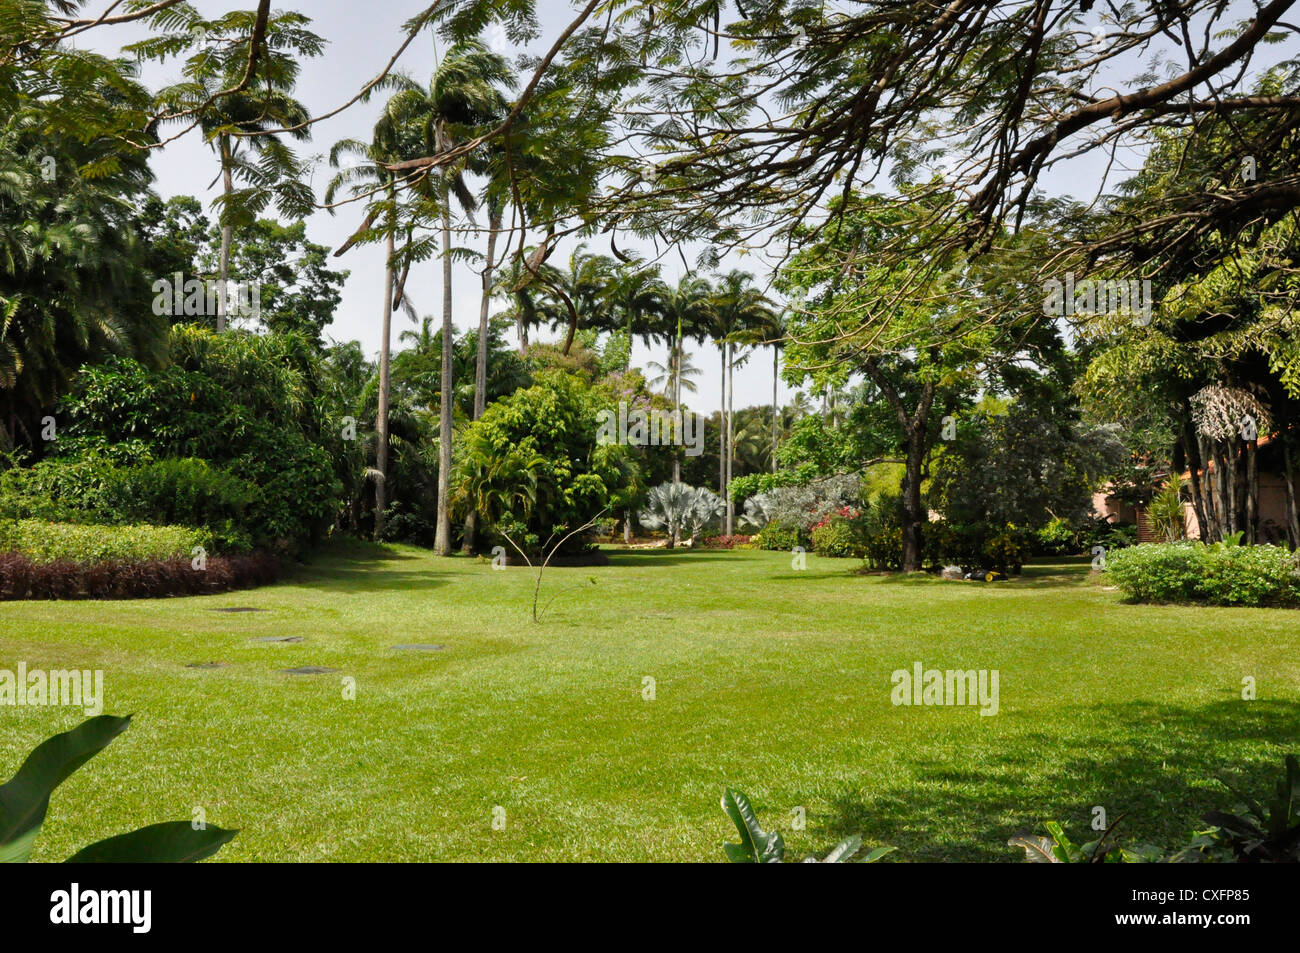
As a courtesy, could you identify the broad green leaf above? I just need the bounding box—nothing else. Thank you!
[66,821,237,863]
[821,835,861,863]
[860,845,897,863]
[721,789,784,863]
[0,715,132,862]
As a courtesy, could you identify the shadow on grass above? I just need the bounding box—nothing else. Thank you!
[820,698,1300,862]
[603,549,750,567]
[286,538,449,593]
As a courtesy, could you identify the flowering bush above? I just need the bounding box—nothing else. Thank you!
[810,509,866,558]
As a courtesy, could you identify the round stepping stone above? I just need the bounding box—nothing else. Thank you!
[280,666,338,675]
[392,644,445,652]
[208,607,267,613]
[186,661,229,669]
[251,636,304,643]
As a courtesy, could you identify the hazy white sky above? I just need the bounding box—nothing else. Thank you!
[92,0,1292,413]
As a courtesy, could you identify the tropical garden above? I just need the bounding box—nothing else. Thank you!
[1,0,1298,865]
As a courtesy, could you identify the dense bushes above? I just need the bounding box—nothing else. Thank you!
[0,519,210,564]
[1107,541,1300,606]
[810,512,865,558]
[454,371,640,555]
[754,521,806,551]
[1,455,256,550]
[0,550,279,600]
[51,327,341,550]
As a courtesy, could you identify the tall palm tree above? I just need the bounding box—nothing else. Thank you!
[763,310,789,472]
[389,40,513,556]
[659,274,716,485]
[604,265,670,369]
[139,9,322,332]
[326,87,415,540]
[711,271,776,531]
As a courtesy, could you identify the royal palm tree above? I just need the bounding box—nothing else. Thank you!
[711,271,776,531]
[659,274,716,484]
[604,265,670,370]
[388,40,513,556]
[326,89,416,539]
[137,9,322,331]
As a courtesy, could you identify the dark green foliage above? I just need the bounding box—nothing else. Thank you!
[931,403,1125,530]
[454,371,639,554]
[54,327,341,550]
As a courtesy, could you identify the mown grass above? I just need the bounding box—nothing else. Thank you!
[2,541,1297,862]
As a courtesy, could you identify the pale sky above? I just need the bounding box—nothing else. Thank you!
[89,0,1293,414]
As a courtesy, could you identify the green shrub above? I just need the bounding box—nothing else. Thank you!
[0,455,257,552]
[0,520,211,565]
[754,520,806,551]
[1107,541,1300,606]
[924,520,1030,574]
[811,516,864,558]
[99,458,257,530]
[55,327,342,549]
[1035,516,1080,556]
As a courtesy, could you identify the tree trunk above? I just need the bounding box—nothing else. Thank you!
[434,174,454,556]
[725,340,734,535]
[623,509,632,545]
[462,206,502,555]
[901,430,925,573]
[1245,438,1259,544]
[718,346,726,498]
[1284,434,1299,549]
[217,136,233,333]
[1198,434,1221,542]
[1216,443,1234,536]
[671,338,681,489]
[1182,419,1209,540]
[374,191,395,540]
[771,345,779,472]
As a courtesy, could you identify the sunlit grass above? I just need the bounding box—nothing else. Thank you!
[2,540,1297,861]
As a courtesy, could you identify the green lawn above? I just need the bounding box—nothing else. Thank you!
[2,542,1297,862]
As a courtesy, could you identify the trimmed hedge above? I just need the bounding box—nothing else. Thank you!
[0,551,280,600]
[1106,542,1300,607]
[0,519,212,564]
[0,455,256,552]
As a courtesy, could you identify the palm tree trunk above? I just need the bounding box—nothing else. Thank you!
[462,206,502,554]
[217,136,234,334]
[771,345,779,473]
[671,338,681,489]
[1245,438,1259,544]
[725,340,734,535]
[474,207,501,420]
[434,176,455,556]
[1284,433,1299,549]
[718,346,726,498]
[374,189,395,540]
